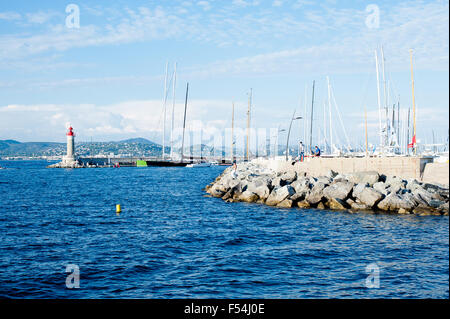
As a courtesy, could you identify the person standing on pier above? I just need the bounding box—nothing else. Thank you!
[298,141,305,162]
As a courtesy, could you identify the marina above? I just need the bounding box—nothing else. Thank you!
[0,0,448,302]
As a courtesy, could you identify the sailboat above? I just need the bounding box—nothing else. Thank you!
[144,75,190,167]
[186,162,212,168]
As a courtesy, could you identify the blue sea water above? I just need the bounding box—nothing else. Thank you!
[0,160,448,299]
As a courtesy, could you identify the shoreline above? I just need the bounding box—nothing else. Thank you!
[205,159,449,216]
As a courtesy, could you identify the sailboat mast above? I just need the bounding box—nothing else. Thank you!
[409,49,417,155]
[231,102,235,162]
[162,61,169,159]
[397,100,400,146]
[381,46,388,147]
[375,50,383,152]
[327,76,333,153]
[432,130,436,153]
[365,105,368,157]
[246,88,252,161]
[181,82,189,162]
[170,62,177,159]
[309,80,315,155]
[323,100,326,153]
[298,96,303,157]
[303,84,307,146]
[407,107,410,155]
[200,128,203,160]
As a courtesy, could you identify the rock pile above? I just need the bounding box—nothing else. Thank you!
[205,161,449,216]
[47,160,98,168]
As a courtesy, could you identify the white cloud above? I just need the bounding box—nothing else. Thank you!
[25,10,60,24]
[0,11,21,20]
[232,0,250,7]
[0,99,245,142]
[232,0,260,7]
[272,0,283,7]
[183,1,449,77]
[292,0,314,9]
[197,1,211,11]
[0,1,447,74]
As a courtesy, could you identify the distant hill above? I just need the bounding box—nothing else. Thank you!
[0,137,229,158]
[0,139,21,151]
[116,138,156,145]
[0,138,162,157]
[0,140,65,156]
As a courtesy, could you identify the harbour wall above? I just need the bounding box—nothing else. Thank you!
[254,156,449,187]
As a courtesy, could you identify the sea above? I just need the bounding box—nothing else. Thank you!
[0,160,448,298]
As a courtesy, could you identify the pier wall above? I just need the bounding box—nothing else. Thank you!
[254,156,448,186]
[422,162,449,186]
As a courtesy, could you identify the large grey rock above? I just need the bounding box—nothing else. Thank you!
[412,188,434,206]
[297,200,311,208]
[333,174,348,183]
[438,202,449,214]
[350,200,369,210]
[227,178,241,192]
[238,190,259,203]
[317,202,326,209]
[345,171,380,186]
[221,190,233,200]
[428,200,445,209]
[325,169,339,179]
[385,176,405,186]
[208,184,225,198]
[387,180,406,194]
[423,183,446,193]
[310,181,327,193]
[291,177,311,191]
[327,198,347,210]
[247,178,271,200]
[277,199,293,208]
[305,183,326,205]
[352,183,369,198]
[280,171,297,184]
[271,176,282,188]
[373,181,389,195]
[412,207,442,216]
[213,174,240,194]
[316,176,331,185]
[266,185,295,206]
[377,193,416,211]
[323,181,354,200]
[356,187,384,208]
[406,179,422,191]
[290,178,312,201]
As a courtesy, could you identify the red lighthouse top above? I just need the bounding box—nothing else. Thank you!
[67,126,74,136]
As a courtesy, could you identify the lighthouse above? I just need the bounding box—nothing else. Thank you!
[47,125,81,168]
[63,126,76,163]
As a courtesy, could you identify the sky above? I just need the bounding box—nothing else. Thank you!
[0,0,448,150]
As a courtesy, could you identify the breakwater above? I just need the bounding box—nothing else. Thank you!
[205,159,449,216]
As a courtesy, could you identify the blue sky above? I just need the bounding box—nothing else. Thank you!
[0,0,448,149]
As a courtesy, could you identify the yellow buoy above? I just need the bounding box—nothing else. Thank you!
[116,204,121,213]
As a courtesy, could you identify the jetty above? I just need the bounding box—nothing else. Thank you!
[205,157,449,216]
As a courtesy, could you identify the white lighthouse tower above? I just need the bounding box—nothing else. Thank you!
[63,126,76,164]
[48,125,81,168]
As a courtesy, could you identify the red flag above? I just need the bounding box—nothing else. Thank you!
[408,135,416,148]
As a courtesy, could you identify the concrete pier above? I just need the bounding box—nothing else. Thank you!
[254,156,448,187]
